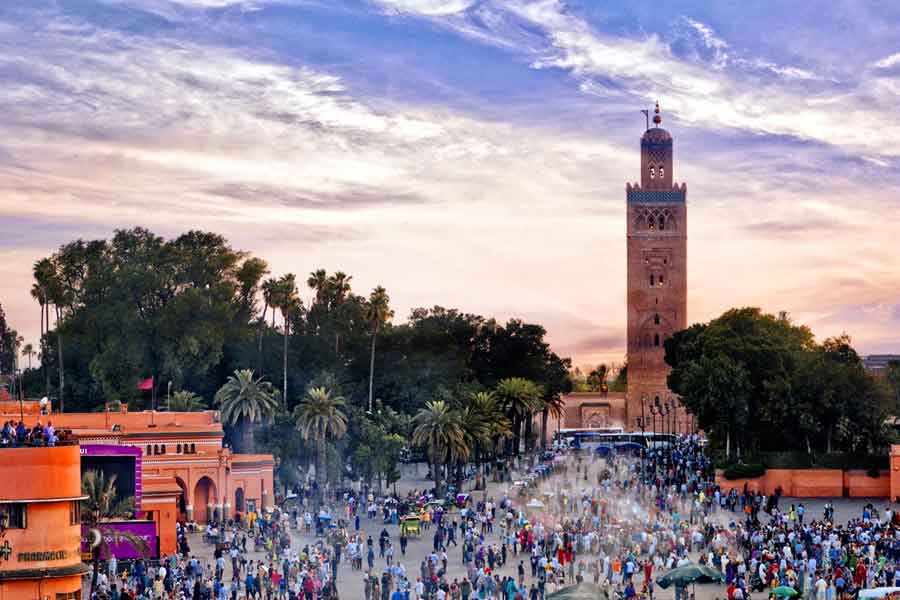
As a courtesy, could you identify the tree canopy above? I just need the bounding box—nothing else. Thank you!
[22,228,571,422]
[665,307,892,458]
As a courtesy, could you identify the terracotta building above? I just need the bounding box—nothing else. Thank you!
[1,402,275,556]
[0,443,88,600]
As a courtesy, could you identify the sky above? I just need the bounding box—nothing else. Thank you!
[1,0,899,368]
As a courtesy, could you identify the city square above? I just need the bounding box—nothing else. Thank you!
[2,2,900,600]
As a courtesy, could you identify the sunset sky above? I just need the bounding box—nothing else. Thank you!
[1,0,899,367]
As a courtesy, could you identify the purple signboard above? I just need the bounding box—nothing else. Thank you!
[82,520,158,560]
[80,444,142,510]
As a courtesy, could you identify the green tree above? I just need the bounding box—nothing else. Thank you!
[464,391,512,487]
[82,470,148,596]
[587,364,610,395]
[494,377,542,456]
[412,399,466,495]
[293,386,348,503]
[21,343,35,370]
[365,286,394,413]
[886,360,900,407]
[214,369,280,453]
[674,354,751,460]
[666,308,886,456]
[271,273,299,407]
[0,303,19,374]
[168,390,205,412]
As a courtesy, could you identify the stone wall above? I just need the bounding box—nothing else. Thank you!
[715,468,890,498]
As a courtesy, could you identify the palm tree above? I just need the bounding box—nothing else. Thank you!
[214,369,280,453]
[365,286,394,413]
[306,269,329,307]
[293,386,348,504]
[275,274,299,407]
[327,271,352,354]
[466,391,512,486]
[31,260,51,396]
[168,390,205,412]
[261,277,279,328]
[412,400,466,496]
[495,378,543,456]
[21,343,35,370]
[33,258,63,408]
[588,364,610,396]
[540,393,565,450]
[82,470,148,596]
[257,276,277,374]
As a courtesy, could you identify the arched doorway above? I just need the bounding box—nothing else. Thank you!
[235,488,245,515]
[193,476,218,524]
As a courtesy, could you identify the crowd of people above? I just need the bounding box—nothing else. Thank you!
[86,502,342,600]
[82,436,900,600]
[0,418,71,446]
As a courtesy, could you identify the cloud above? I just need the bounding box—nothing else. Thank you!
[871,52,900,70]
[372,0,476,16]
[742,216,846,237]
[1,0,899,369]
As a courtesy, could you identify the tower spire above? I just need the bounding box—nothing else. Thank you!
[653,101,661,127]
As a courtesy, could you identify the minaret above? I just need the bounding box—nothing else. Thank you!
[625,103,688,433]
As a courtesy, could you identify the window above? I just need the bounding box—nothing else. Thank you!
[153,444,159,455]
[147,445,152,455]
[658,215,665,230]
[177,443,182,454]
[648,220,655,230]
[658,275,664,286]
[56,592,80,600]
[0,503,27,529]
[70,501,81,525]
[654,314,660,325]
[160,445,166,455]
[659,166,664,178]
[654,334,660,347]
[649,274,655,287]
[190,443,196,454]
[649,166,655,179]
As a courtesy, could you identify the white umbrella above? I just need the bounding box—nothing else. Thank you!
[526,499,544,509]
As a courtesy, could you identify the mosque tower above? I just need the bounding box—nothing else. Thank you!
[625,103,689,433]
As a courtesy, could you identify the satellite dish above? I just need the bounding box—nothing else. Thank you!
[89,529,102,549]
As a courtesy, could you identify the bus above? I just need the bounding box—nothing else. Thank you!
[553,427,623,449]
[569,430,677,452]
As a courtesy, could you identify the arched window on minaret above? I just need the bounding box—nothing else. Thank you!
[658,215,665,230]
[649,166,655,179]
[649,274,655,287]
[659,166,664,179]
[654,313,660,325]
[654,333,660,347]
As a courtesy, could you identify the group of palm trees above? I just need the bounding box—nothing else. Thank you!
[211,367,556,503]
[213,368,348,503]
[412,376,557,496]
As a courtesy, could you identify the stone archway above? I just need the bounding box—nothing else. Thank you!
[235,488,245,514]
[193,476,218,524]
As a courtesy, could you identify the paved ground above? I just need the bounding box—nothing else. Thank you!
[175,462,890,600]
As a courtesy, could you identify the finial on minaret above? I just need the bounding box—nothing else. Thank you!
[653,101,662,126]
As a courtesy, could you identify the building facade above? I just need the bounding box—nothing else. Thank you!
[624,104,689,432]
[0,443,88,600]
[2,403,275,556]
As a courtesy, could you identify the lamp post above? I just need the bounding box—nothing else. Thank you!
[167,381,172,411]
[663,399,672,469]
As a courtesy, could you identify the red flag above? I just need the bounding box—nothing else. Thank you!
[136,377,154,391]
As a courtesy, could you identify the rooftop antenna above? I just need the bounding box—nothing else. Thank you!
[640,109,649,131]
